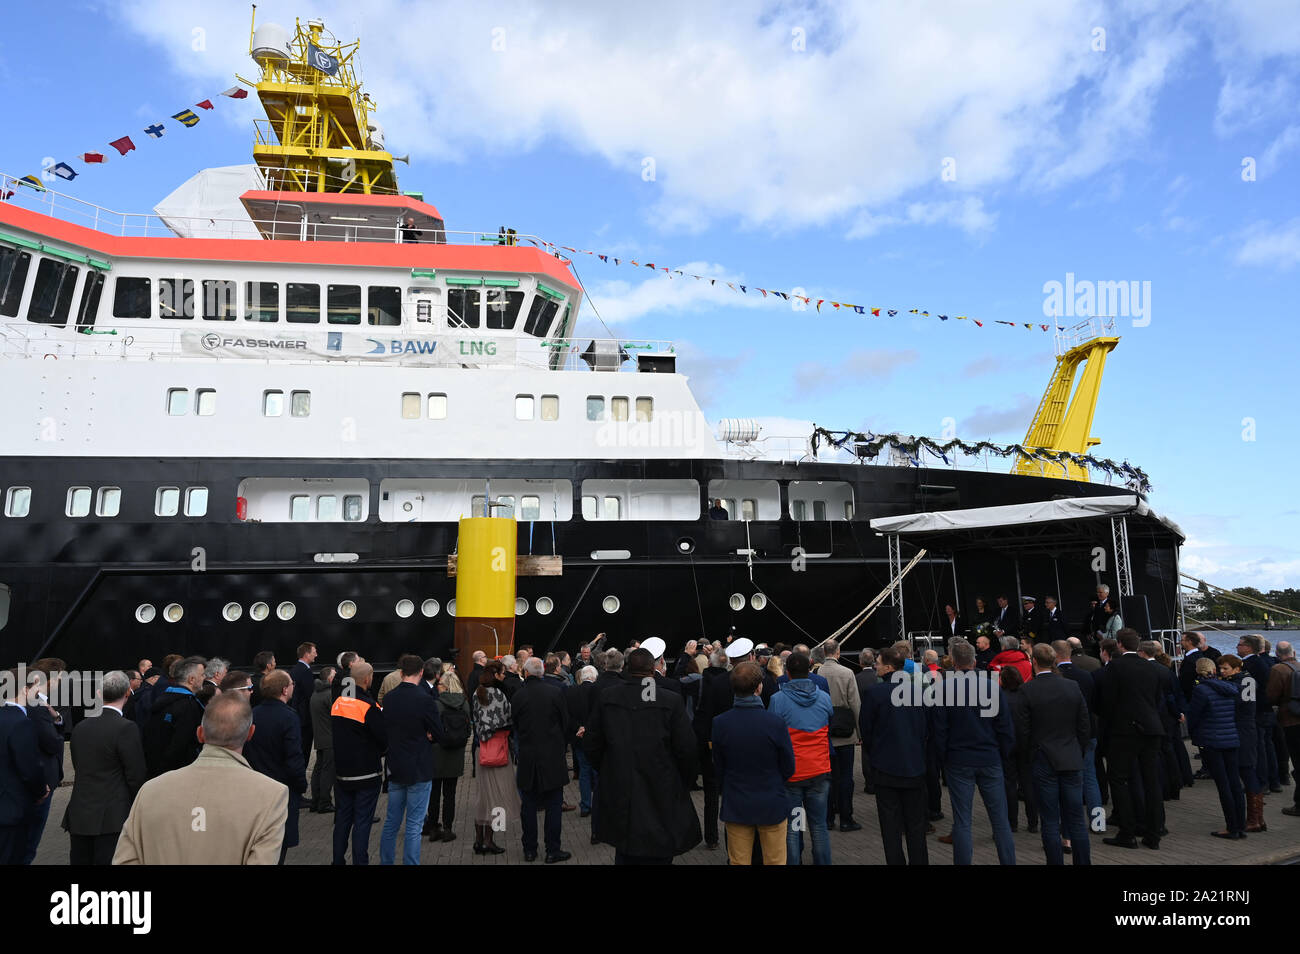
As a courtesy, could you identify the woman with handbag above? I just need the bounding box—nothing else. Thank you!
[471,658,520,855]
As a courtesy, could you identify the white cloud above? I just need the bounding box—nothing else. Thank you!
[793,348,919,393]
[112,0,1202,234]
[580,261,771,324]
[1180,549,1300,592]
[1235,219,1300,271]
[1262,124,1300,175]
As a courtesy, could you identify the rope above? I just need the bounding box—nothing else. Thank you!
[816,548,928,651]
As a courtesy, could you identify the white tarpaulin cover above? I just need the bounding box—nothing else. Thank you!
[869,494,1183,540]
[154,165,262,238]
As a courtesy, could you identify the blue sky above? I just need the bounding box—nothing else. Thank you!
[3,1,1299,588]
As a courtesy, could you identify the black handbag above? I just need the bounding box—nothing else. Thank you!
[829,705,856,738]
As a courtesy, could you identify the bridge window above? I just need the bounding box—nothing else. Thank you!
[710,480,780,520]
[447,288,480,328]
[113,277,151,319]
[155,487,180,517]
[401,392,421,419]
[368,286,401,326]
[196,389,216,416]
[286,283,320,323]
[582,479,698,520]
[76,272,105,331]
[245,281,279,322]
[291,391,311,417]
[636,397,653,422]
[515,395,534,420]
[95,487,121,517]
[521,495,541,520]
[586,396,605,421]
[428,393,447,419]
[28,259,79,325]
[788,480,854,521]
[317,495,337,521]
[65,487,91,518]
[4,487,31,518]
[184,487,208,517]
[328,284,361,325]
[343,494,364,521]
[486,289,525,330]
[167,388,189,416]
[263,390,284,417]
[611,397,629,422]
[523,295,559,337]
[290,495,309,521]
[0,245,32,318]
[202,280,237,320]
[158,277,193,319]
[541,395,559,421]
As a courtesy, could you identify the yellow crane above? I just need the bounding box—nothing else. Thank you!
[1013,319,1120,480]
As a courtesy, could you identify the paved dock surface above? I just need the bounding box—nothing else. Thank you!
[31,739,1300,865]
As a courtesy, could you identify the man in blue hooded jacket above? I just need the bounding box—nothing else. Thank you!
[769,652,833,865]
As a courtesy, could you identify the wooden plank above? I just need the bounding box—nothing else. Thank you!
[446,554,563,577]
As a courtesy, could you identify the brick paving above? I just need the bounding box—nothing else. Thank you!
[31,738,1300,865]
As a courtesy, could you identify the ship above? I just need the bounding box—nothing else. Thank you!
[0,18,1185,672]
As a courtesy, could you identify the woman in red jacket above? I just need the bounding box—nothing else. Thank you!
[988,636,1033,683]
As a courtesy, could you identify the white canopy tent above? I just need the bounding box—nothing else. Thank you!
[869,494,1183,541]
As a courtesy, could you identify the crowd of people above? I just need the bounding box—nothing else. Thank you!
[0,619,1297,866]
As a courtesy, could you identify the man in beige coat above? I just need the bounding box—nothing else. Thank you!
[819,639,862,832]
[113,692,288,865]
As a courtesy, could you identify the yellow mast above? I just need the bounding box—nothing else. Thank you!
[1013,319,1120,481]
[241,12,398,194]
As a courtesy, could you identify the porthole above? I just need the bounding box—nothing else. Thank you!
[163,603,184,623]
[751,593,768,611]
[602,595,620,614]
[222,602,242,622]
[676,537,695,554]
[250,601,270,621]
[447,599,457,617]
[135,603,156,624]
[421,598,440,617]
[396,599,415,619]
[535,596,553,616]
[277,601,296,621]
[729,593,745,612]
[338,600,357,620]
[515,597,529,616]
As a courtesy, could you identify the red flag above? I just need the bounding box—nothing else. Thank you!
[109,136,136,155]
[196,99,214,110]
[79,152,106,164]
[816,299,824,312]
[222,86,249,99]
[832,302,840,309]
[973,320,983,327]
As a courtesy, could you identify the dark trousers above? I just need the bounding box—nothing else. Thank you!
[311,748,335,809]
[699,739,720,844]
[69,832,120,866]
[925,741,943,814]
[1096,743,1109,804]
[875,775,928,865]
[1259,719,1280,787]
[22,796,52,864]
[1202,746,1245,833]
[1274,722,1292,784]
[520,785,562,855]
[0,824,27,865]
[430,777,458,828]
[1004,752,1038,829]
[827,744,856,824]
[1032,752,1091,865]
[1174,729,1195,787]
[333,783,380,865]
[1286,724,1300,807]
[861,741,874,793]
[615,851,672,865]
[300,718,314,765]
[1109,734,1164,839]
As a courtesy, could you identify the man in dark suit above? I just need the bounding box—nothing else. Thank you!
[854,649,879,793]
[142,656,206,779]
[0,672,47,865]
[1239,634,1280,790]
[1043,596,1068,642]
[1140,640,1187,797]
[992,594,1019,640]
[1176,632,1204,704]
[22,670,66,864]
[1020,596,1046,643]
[290,642,317,763]
[377,654,443,866]
[859,648,929,865]
[1054,641,1102,834]
[250,651,276,701]
[692,648,731,849]
[512,657,572,863]
[1068,637,1101,672]
[62,670,147,865]
[243,670,308,864]
[1099,629,1166,849]
[1085,584,1113,642]
[1014,644,1092,864]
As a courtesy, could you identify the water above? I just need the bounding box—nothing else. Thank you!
[1197,629,1300,656]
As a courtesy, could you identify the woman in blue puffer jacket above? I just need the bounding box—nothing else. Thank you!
[1186,658,1246,839]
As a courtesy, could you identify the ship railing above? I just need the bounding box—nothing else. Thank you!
[719,431,1140,489]
[1054,316,1118,355]
[0,173,552,248]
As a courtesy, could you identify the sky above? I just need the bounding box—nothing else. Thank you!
[3,0,1299,588]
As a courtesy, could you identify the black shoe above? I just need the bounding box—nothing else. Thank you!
[545,850,572,864]
[485,842,505,855]
[839,820,862,832]
[1063,844,1072,855]
[1141,835,1160,850]
[591,834,599,845]
[1027,824,1039,834]
[1270,785,1283,794]
[1282,805,1300,817]
[1009,824,1019,833]
[1210,830,1237,839]
[1103,835,1139,849]
[705,840,719,850]
[441,830,457,842]
[524,851,538,862]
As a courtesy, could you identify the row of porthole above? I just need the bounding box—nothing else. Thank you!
[595,593,767,615]
[135,595,561,624]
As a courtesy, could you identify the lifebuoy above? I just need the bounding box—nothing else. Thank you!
[43,353,57,360]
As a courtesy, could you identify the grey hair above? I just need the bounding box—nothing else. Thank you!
[174,656,205,684]
[950,643,976,669]
[205,657,230,679]
[1277,642,1295,660]
[101,670,131,704]
[604,649,624,673]
[1097,584,1110,595]
[860,649,876,666]
[1001,635,1020,651]
[709,650,728,668]
[1139,640,1161,657]
[824,639,840,657]
[502,654,519,671]
[1067,636,1082,649]
[523,657,544,677]
[578,665,598,683]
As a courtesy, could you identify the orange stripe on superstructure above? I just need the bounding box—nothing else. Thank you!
[0,204,583,293]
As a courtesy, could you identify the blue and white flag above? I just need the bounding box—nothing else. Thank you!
[307,43,339,75]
